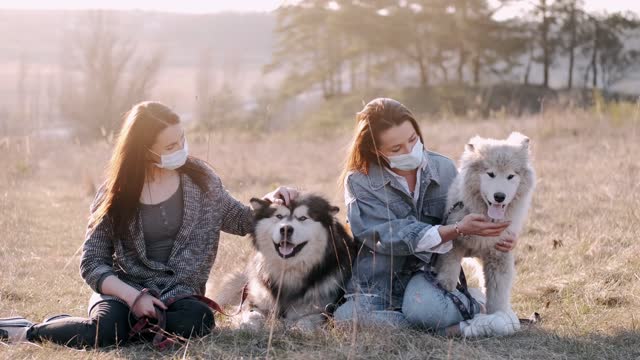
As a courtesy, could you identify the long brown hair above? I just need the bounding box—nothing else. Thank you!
[90,101,210,237]
[339,98,424,188]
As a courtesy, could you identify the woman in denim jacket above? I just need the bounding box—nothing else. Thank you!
[334,98,520,337]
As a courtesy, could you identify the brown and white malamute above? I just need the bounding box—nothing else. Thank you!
[215,194,355,330]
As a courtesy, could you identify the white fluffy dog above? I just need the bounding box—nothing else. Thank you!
[435,132,535,319]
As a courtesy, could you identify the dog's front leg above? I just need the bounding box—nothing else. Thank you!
[435,243,466,292]
[483,251,515,314]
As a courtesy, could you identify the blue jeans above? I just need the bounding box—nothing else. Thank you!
[335,272,483,330]
[333,293,410,328]
[402,272,483,331]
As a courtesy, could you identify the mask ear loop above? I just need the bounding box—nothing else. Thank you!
[146,132,187,160]
[146,147,163,170]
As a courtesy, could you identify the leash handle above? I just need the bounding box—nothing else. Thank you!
[129,288,156,313]
[150,306,171,350]
[127,294,180,350]
[127,285,249,350]
[163,284,248,317]
[129,288,160,327]
[127,288,158,329]
[127,288,165,340]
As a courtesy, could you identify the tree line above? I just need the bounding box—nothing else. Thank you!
[266,0,640,99]
[4,5,638,139]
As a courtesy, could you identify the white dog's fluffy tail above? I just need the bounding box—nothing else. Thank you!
[210,272,248,306]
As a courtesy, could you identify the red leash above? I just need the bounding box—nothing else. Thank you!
[128,286,248,350]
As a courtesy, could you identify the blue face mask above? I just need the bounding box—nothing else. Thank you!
[386,139,424,171]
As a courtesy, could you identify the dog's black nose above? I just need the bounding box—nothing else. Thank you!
[494,192,506,203]
[280,225,294,238]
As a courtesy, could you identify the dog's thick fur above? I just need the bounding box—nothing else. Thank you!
[435,132,535,316]
[215,194,355,330]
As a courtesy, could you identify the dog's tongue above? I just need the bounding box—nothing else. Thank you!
[279,242,295,256]
[488,204,506,220]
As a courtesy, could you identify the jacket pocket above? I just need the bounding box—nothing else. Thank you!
[422,196,447,225]
[388,199,413,219]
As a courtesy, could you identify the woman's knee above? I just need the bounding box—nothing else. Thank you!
[334,295,408,328]
[333,299,358,322]
[166,299,215,337]
[402,274,468,330]
[91,300,131,347]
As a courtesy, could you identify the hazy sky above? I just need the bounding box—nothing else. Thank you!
[0,0,638,15]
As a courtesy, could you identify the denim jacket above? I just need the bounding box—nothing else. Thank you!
[344,150,457,308]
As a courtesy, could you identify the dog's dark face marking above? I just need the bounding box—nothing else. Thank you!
[249,194,356,313]
[250,196,339,225]
[250,198,277,219]
[250,195,340,260]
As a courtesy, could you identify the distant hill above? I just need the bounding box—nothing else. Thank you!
[0,10,275,67]
[0,10,277,120]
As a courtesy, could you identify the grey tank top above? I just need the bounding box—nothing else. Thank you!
[140,181,184,264]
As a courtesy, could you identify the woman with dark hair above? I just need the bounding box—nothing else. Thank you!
[0,101,296,348]
[334,98,520,337]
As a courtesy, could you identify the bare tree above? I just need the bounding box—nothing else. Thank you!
[0,105,8,137]
[530,0,558,88]
[59,11,163,140]
[15,54,29,134]
[194,48,244,132]
[581,12,640,89]
[195,48,216,132]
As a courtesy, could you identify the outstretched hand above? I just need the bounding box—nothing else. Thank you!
[458,213,510,237]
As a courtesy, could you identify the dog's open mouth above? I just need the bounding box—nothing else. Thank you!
[487,201,508,221]
[274,241,308,259]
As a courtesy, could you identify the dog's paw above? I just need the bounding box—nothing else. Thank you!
[436,273,458,292]
[239,309,266,331]
[502,309,521,334]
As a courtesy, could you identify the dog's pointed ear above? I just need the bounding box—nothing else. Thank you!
[250,198,272,211]
[508,132,530,149]
[329,205,340,217]
[465,136,482,153]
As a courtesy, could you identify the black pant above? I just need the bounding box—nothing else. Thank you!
[26,298,214,348]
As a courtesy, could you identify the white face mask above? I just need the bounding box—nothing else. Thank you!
[386,139,424,171]
[150,139,189,170]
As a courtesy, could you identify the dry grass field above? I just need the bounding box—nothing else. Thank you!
[1,107,639,359]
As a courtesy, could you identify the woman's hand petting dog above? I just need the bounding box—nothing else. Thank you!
[264,186,299,206]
